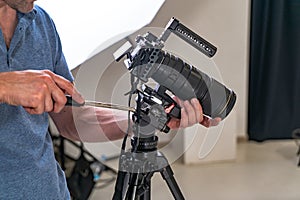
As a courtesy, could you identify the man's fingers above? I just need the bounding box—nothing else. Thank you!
[38,72,66,113]
[170,96,221,129]
[44,70,84,104]
[200,116,210,127]
[191,98,203,123]
[172,97,204,128]
[172,96,184,107]
[42,70,84,113]
[210,117,222,126]
[183,100,197,126]
[0,70,84,114]
[44,88,54,112]
[200,116,221,127]
[179,107,188,128]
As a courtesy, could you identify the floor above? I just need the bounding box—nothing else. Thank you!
[89,140,300,200]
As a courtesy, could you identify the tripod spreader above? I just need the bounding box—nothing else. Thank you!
[112,138,185,200]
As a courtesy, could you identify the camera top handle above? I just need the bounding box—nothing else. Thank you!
[158,17,217,58]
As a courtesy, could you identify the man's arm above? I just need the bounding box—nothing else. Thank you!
[49,106,129,142]
[0,70,219,142]
[49,97,221,142]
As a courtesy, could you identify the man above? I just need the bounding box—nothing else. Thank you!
[0,0,220,199]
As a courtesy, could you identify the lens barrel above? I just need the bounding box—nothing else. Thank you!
[131,48,236,119]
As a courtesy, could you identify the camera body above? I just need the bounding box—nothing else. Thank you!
[115,17,236,120]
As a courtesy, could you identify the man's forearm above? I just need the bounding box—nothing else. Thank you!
[50,106,129,142]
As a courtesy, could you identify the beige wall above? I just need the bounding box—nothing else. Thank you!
[150,0,250,137]
[74,0,250,137]
[71,0,251,159]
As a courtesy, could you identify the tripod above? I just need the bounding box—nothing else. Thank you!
[112,134,185,200]
[112,91,185,200]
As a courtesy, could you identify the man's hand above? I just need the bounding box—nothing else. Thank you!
[0,70,84,114]
[167,97,221,129]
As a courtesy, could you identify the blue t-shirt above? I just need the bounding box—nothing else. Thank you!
[0,5,73,199]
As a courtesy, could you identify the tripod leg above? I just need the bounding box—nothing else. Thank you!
[140,182,151,200]
[160,165,185,200]
[59,136,66,170]
[127,172,154,200]
[113,171,129,200]
[125,173,139,200]
[135,172,154,200]
[113,171,151,200]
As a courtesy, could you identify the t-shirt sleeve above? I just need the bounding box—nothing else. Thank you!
[52,29,74,82]
[54,42,74,82]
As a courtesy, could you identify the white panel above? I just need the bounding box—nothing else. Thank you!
[37,0,165,69]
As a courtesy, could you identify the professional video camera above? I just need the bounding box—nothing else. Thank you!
[115,17,236,122]
[111,17,237,200]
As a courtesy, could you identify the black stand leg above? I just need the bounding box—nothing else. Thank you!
[160,165,185,200]
[113,171,129,200]
[112,150,185,200]
[135,172,153,200]
[59,136,66,170]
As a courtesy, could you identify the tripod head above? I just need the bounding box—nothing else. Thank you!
[126,84,177,168]
[132,84,181,136]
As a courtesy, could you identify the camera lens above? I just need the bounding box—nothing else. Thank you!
[149,49,236,119]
